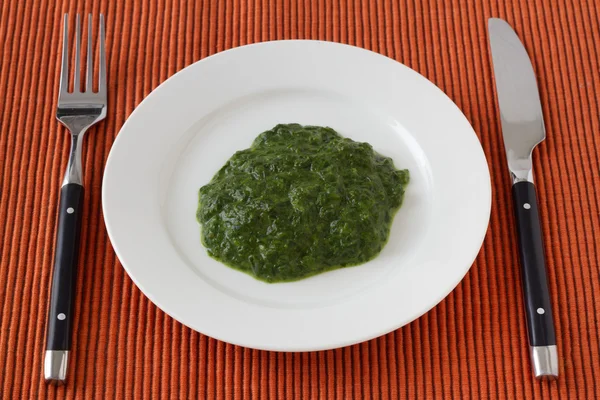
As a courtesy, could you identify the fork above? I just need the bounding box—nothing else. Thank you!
[44,13,106,385]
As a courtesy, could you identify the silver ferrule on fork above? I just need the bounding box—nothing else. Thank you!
[62,133,85,186]
[45,350,69,383]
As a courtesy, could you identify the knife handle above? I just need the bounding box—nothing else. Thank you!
[45,183,84,383]
[512,181,558,378]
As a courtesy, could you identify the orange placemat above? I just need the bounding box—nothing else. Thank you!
[1,0,599,398]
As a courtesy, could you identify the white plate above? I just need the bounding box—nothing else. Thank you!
[103,40,491,351]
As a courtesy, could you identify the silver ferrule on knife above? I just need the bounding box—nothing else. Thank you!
[531,345,559,379]
[507,146,537,185]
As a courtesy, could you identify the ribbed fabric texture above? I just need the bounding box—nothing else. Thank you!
[1,1,599,398]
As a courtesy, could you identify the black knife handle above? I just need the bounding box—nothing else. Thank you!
[512,181,556,347]
[46,183,84,351]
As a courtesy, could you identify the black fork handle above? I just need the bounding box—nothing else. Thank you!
[46,183,84,351]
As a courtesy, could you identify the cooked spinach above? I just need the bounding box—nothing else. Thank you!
[197,123,409,283]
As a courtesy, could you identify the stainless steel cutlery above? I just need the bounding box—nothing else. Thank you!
[41,12,558,385]
[45,13,107,385]
[488,18,558,379]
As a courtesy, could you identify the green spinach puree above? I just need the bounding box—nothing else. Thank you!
[196,124,409,283]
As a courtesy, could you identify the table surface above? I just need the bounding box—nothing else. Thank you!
[1,0,599,399]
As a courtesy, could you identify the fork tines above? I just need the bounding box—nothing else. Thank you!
[59,13,106,96]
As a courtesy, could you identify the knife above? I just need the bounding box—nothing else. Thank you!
[488,18,558,379]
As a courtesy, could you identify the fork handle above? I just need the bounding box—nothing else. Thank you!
[45,183,84,381]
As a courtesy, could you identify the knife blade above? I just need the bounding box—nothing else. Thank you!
[488,18,559,380]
